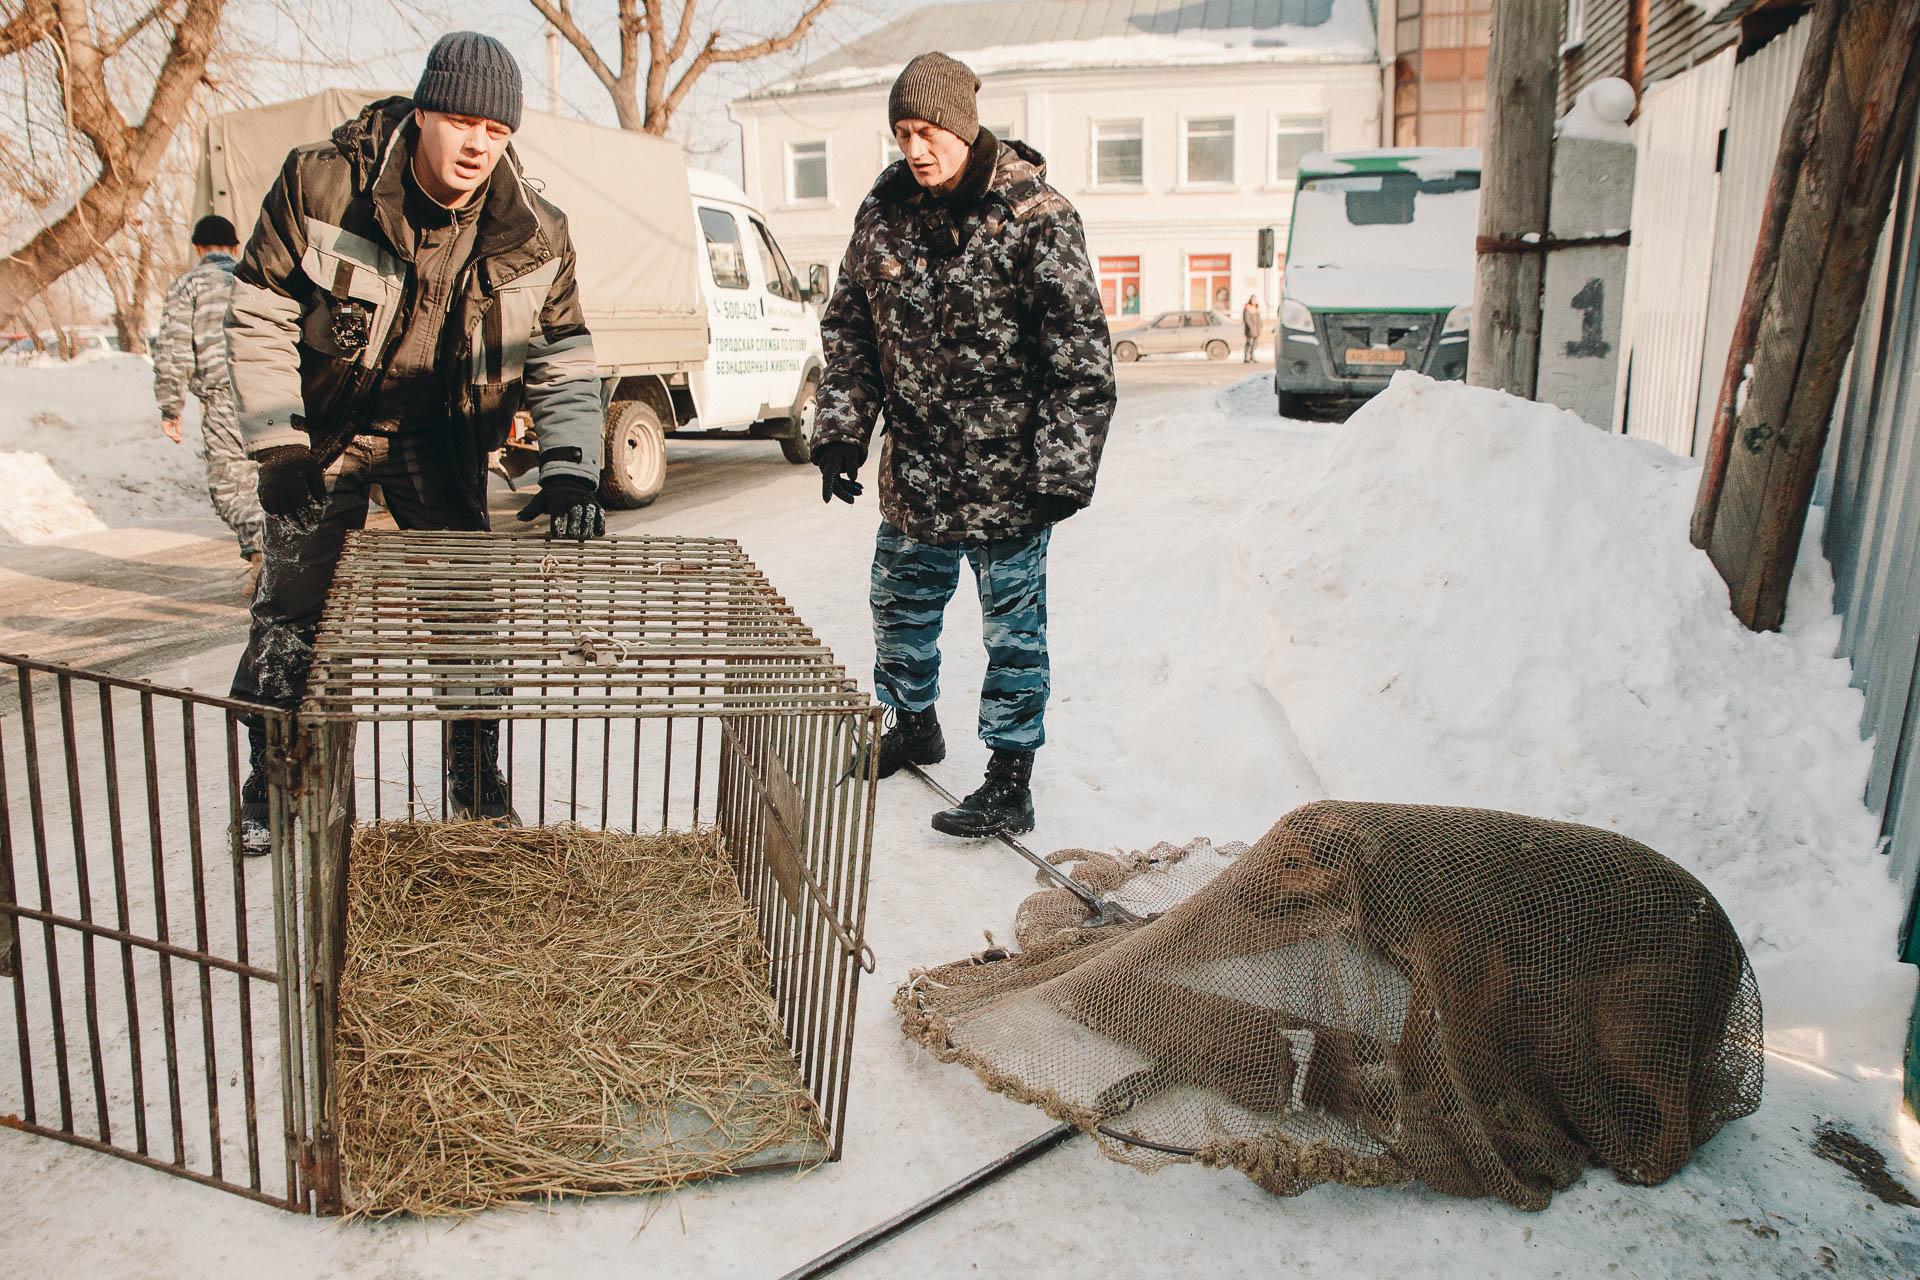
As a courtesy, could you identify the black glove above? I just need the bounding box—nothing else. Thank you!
[516,474,606,542]
[813,441,865,504]
[255,445,327,517]
[1036,491,1082,525]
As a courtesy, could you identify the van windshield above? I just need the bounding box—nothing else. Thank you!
[1291,171,1480,269]
[1284,168,1481,309]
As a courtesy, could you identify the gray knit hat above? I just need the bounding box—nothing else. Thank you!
[888,52,980,144]
[415,31,523,132]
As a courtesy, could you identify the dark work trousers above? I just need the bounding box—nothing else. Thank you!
[869,520,1051,752]
[231,433,481,713]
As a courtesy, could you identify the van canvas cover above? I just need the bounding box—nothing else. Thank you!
[194,88,708,369]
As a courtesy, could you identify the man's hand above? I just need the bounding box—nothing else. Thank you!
[813,442,864,505]
[160,417,183,445]
[516,474,606,542]
[1036,491,1082,525]
[255,445,327,517]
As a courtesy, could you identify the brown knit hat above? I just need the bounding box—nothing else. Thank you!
[888,52,981,144]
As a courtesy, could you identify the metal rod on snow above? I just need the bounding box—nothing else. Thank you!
[775,1124,1078,1280]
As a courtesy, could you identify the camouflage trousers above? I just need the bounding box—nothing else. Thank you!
[870,520,1051,752]
[199,390,265,559]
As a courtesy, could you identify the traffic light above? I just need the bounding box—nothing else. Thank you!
[1257,227,1276,269]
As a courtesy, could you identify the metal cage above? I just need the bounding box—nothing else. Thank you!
[1,531,880,1214]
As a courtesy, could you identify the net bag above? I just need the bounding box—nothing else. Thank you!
[897,802,1763,1210]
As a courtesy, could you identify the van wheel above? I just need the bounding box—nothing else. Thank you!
[1277,390,1311,419]
[1114,341,1139,363]
[779,376,818,465]
[600,398,666,509]
[1205,340,1230,361]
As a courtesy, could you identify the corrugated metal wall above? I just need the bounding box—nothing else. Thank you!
[1614,48,1735,454]
[1823,128,1920,902]
[1691,14,1815,458]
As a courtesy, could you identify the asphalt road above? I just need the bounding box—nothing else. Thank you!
[0,356,1264,678]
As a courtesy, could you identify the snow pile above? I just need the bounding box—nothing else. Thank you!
[1220,374,1901,1056]
[0,353,210,541]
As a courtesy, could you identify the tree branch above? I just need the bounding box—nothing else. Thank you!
[657,0,834,127]
[101,0,168,57]
[528,0,617,94]
[0,0,56,57]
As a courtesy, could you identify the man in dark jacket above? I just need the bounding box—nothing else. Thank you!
[226,32,606,834]
[812,52,1116,838]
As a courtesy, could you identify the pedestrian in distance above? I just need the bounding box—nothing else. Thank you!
[1242,294,1262,363]
[225,31,607,844]
[812,51,1116,839]
[154,215,266,593]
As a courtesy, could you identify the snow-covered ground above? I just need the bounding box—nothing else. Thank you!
[2,367,1917,1277]
[0,353,213,545]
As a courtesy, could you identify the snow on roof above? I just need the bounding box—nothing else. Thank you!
[746,0,1377,99]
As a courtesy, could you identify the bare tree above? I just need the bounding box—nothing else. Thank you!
[532,0,834,135]
[0,0,226,323]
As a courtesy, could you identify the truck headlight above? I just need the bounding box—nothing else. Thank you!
[1280,298,1313,331]
[1443,305,1472,334]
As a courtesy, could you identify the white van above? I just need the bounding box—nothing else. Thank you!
[195,90,825,509]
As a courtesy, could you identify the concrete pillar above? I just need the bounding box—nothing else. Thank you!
[1537,78,1638,429]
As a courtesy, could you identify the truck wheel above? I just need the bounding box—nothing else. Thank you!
[779,376,818,465]
[1205,339,1230,361]
[1277,390,1311,419]
[1114,341,1139,363]
[600,398,666,509]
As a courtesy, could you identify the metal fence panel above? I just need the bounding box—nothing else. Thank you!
[1615,47,1736,453]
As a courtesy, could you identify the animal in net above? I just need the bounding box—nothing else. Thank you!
[897,801,1764,1210]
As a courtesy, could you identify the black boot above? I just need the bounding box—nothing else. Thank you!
[447,720,514,822]
[873,706,946,779]
[931,748,1035,838]
[237,719,271,856]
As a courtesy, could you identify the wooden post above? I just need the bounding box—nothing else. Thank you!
[1692,0,1920,632]
[1467,0,1561,397]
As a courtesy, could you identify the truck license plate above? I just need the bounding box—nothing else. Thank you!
[1346,348,1407,366]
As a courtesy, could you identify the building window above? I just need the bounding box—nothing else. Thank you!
[1393,0,1493,147]
[1181,116,1236,186]
[1092,120,1144,187]
[1562,0,1587,54]
[698,206,750,290]
[1271,116,1326,184]
[786,140,828,203]
[1098,255,1142,317]
[1187,253,1232,312]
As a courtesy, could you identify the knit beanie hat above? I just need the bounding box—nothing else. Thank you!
[191,215,239,247]
[888,52,980,145]
[414,31,523,132]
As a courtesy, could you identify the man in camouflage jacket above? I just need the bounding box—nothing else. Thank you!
[224,33,606,838]
[812,52,1116,839]
[153,215,265,583]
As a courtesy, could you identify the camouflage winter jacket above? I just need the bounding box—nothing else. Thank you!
[225,97,603,522]
[152,252,237,418]
[814,134,1116,546]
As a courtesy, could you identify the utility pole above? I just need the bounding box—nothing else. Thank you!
[1691,0,1920,631]
[1467,0,1560,398]
[546,26,562,115]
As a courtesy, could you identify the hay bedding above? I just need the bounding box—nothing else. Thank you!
[339,821,826,1218]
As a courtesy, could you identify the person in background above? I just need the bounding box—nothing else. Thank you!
[811,52,1116,839]
[224,32,606,841]
[1242,294,1263,363]
[154,215,265,592]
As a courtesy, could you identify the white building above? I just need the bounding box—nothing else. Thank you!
[730,0,1384,322]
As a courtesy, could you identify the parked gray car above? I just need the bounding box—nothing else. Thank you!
[1111,310,1238,362]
